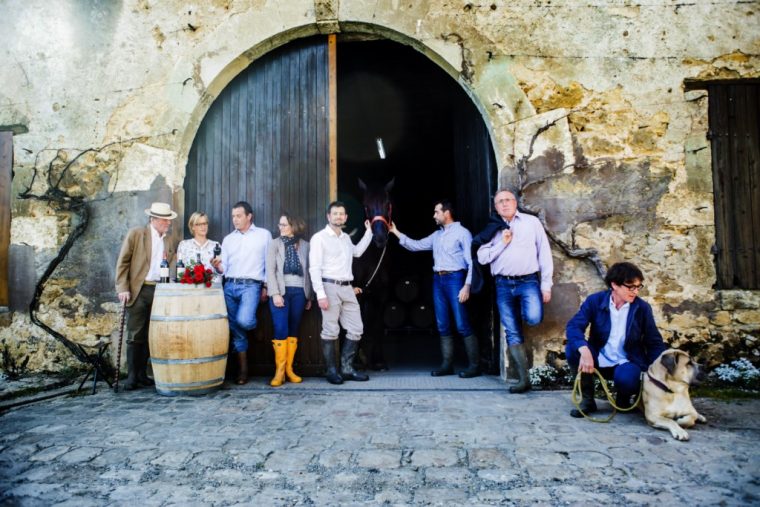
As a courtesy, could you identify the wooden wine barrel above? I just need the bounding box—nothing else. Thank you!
[394,277,419,303]
[410,303,434,329]
[148,283,229,396]
[383,300,406,329]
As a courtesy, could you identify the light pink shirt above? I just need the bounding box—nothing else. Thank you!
[476,211,553,292]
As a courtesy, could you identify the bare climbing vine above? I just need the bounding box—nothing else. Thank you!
[16,137,149,364]
[512,114,608,279]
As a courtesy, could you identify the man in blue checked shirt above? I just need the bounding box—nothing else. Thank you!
[390,199,480,378]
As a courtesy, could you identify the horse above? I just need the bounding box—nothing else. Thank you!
[352,177,395,371]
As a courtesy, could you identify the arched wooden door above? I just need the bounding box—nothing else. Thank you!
[185,36,331,375]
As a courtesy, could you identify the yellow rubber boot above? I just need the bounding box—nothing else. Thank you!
[270,340,287,387]
[285,337,303,383]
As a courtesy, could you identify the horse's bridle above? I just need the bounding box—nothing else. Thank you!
[363,202,392,289]
[367,203,392,229]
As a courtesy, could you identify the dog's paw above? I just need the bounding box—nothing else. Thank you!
[670,426,690,441]
[697,413,706,423]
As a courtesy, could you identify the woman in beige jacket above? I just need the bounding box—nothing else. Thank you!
[266,214,313,386]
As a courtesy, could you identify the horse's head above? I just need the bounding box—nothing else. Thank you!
[358,177,395,249]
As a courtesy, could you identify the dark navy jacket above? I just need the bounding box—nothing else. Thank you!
[565,290,666,370]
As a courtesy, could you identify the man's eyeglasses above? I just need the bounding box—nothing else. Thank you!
[622,283,644,292]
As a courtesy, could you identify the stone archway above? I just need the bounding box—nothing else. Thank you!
[151,11,578,379]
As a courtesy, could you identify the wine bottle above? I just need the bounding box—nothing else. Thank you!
[213,243,221,259]
[160,252,170,283]
[176,259,185,283]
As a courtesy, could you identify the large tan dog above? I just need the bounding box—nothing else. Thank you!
[642,349,706,441]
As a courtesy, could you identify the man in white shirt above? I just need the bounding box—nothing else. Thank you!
[212,201,271,385]
[565,262,667,417]
[309,201,372,384]
[115,202,177,390]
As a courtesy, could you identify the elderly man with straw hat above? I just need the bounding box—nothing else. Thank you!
[115,202,177,390]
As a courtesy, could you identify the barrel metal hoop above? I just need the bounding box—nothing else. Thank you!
[150,353,228,365]
[154,377,225,389]
[150,313,228,322]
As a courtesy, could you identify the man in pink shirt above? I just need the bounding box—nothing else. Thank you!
[477,188,553,393]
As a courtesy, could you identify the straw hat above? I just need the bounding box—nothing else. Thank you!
[144,202,178,220]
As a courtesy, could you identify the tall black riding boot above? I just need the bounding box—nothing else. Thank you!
[431,335,454,377]
[341,339,369,382]
[508,343,531,393]
[122,344,139,391]
[321,339,343,385]
[570,368,598,418]
[459,334,482,378]
[137,342,154,387]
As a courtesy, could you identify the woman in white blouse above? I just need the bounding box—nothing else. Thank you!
[177,212,221,281]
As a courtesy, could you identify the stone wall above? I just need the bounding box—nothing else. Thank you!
[0,0,758,374]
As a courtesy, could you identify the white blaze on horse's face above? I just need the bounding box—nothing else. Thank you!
[327,207,347,229]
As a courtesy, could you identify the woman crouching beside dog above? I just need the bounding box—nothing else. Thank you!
[565,261,667,417]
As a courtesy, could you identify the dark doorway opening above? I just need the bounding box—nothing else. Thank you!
[337,39,498,372]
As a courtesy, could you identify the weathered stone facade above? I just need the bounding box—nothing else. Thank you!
[1,0,758,374]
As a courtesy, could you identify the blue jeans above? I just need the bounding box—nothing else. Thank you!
[224,281,262,352]
[268,287,307,340]
[566,346,643,399]
[432,271,473,337]
[495,275,543,346]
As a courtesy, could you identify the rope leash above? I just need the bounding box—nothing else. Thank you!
[571,369,643,423]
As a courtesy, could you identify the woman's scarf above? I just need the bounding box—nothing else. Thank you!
[282,236,303,276]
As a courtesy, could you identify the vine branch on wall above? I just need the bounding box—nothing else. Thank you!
[16,137,147,364]
[512,114,608,279]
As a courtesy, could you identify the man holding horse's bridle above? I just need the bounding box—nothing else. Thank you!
[390,199,481,379]
[309,201,373,385]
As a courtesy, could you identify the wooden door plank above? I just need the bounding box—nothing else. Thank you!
[328,33,337,202]
[709,85,735,288]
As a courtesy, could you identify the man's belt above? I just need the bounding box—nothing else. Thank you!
[143,281,157,286]
[224,277,263,285]
[495,272,539,281]
[434,270,465,276]
[322,278,352,286]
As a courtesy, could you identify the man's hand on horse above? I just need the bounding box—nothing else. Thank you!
[458,284,471,303]
[389,221,400,236]
[353,287,363,296]
[364,219,371,230]
[318,298,329,310]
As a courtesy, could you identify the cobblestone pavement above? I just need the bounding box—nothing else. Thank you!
[1,372,758,506]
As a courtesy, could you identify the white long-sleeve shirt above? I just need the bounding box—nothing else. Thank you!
[309,225,372,300]
[219,225,271,280]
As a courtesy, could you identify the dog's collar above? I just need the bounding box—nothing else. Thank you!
[647,372,674,394]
